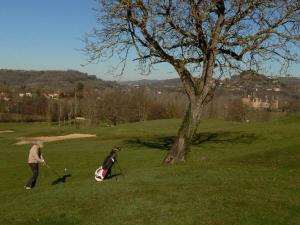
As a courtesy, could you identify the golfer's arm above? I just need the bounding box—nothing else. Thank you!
[40,154,45,163]
[41,154,45,161]
[34,149,44,163]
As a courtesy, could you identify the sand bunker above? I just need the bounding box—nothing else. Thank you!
[0,130,14,134]
[16,133,96,145]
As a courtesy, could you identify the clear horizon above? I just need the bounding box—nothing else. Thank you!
[1,0,299,81]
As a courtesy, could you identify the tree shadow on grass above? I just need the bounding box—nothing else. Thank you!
[193,132,257,145]
[125,131,257,151]
[126,136,175,151]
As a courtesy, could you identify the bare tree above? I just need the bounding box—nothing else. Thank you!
[84,1,300,164]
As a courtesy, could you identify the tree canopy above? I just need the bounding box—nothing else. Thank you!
[85,1,300,78]
[85,0,300,164]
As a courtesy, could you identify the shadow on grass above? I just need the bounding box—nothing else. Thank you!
[106,173,125,181]
[125,131,257,151]
[192,132,257,145]
[51,174,72,185]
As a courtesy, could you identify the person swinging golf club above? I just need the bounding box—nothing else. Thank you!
[24,141,46,189]
[95,147,121,181]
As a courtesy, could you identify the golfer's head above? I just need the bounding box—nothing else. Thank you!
[36,141,44,148]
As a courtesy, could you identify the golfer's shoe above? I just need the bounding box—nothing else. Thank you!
[24,186,31,190]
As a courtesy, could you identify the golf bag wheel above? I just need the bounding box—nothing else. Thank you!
[95,176,103,182]
[94,166,108,182]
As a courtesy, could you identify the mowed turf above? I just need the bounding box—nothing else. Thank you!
[0,118,300,225]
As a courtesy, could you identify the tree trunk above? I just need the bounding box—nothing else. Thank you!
[163,52,215,165]
[163,99,203,164]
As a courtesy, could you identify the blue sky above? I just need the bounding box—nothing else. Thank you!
[0,0,176,81]
[0,0,299,81]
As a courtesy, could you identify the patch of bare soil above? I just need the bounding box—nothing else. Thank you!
[0,130,14,134]
[16,133,96,145]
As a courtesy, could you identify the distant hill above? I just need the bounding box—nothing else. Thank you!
[120,71,276,88]
[229,70,272,85]
[119,71,300,101]
[277,76,300,86]
[0,69,116,89]
[119,78,181,88]
[1,69,299,95]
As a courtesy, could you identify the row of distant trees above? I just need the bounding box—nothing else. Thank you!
[1,85,299,124]
[0,87,185,124]
[72,88,187,126]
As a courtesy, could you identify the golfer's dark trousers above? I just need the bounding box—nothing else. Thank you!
[26,163,39,188]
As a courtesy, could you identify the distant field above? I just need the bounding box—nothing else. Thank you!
[0,118,300,225]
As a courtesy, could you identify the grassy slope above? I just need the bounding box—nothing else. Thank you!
[0,118,299,225]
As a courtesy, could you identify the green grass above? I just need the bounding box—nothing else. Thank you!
[0,118,300,225]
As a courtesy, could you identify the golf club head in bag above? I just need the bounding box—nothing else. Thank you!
[112,146,122,155]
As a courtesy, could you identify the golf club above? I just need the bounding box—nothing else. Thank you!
[45,164,62,178]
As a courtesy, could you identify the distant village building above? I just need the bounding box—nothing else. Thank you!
[44,93,59,100]
[19,92,32,97]
[0,92,10,101]
[273,87,281,92]
[242,95,279,110]
[75,117,86,121]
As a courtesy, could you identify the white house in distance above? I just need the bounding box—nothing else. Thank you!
[18,92,32,97]
[0,92,10,101]
[44,93,59,100]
